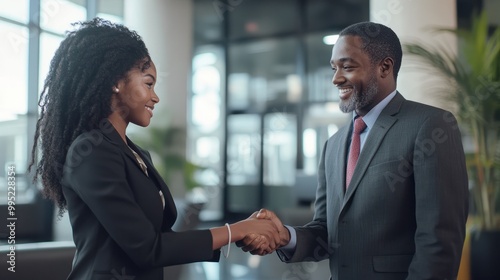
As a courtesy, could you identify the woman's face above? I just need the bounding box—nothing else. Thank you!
[114,60,159,127]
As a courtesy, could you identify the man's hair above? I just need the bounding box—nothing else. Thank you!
[29,18,150,216]
[340,22,402,79]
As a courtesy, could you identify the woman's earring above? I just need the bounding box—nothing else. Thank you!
[113,87,119,93]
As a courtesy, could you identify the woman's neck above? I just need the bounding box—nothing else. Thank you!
[107,115,128,143]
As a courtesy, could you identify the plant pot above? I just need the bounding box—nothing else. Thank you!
[470,229,500,280]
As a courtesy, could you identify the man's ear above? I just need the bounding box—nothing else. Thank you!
[379,57,394,78]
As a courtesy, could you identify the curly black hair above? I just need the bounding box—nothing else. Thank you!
[340,22,403,79]
[29,18,150,216]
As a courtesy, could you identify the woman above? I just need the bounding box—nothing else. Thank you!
[29,18,282,280]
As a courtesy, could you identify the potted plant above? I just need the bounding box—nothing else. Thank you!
[133,126,202,190]
[404,11,500,279]
[132,126,208,229]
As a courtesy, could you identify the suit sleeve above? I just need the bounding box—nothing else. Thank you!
[279,140,330,263]
[408,111,469,279]
[64,138,219,268]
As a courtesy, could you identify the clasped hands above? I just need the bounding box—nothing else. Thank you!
[235,209,290,256]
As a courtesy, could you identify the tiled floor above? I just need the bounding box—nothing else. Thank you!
[174,244,331,280]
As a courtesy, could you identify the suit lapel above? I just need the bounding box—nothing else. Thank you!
[127,139,178,218]
[334,124,352,200]
[343,92,405,205]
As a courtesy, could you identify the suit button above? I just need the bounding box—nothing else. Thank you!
[341,220,347,224]
[341,264,348,268]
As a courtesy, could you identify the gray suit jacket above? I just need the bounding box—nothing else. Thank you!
[281,93,469,280]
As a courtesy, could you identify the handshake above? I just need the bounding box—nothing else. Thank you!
[233,209,291,256]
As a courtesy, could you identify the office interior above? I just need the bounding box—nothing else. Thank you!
[0,0,498,279]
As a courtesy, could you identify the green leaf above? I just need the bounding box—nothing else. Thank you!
[404,10,500,230]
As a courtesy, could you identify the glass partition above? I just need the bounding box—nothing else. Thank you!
[228,0,299,39]
[226,114,261,212]
[263,112,297,187]
[228,37,299,111]
[302,103,350,174]
[191,0,371,218]
[306,0,369,31]
[189,45,225,220]
[306,31,341,102]
[194,0,223,44]
[262,112,297,210]
[226,114,261,186]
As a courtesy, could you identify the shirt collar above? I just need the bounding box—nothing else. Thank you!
[352,90,397,130]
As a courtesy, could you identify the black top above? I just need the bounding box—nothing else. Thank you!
[62,120,219,280]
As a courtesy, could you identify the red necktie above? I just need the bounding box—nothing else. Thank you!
[346,117,366,189]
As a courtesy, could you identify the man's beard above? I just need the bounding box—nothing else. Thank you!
[339,75,378,113]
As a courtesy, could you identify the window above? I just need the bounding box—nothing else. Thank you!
[0,21,28,120]
[0,20,29,201]
[0,0,29,23]
[39,0,86,34]
[0,0,123,242]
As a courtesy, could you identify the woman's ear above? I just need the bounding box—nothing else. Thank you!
[113,78,127,93]
[379,57,394,78]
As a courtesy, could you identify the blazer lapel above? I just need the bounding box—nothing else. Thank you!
[98,121,142,171]
[143,155,177,218]
[127,139,177,219]
[99,120,177,228]
[343,92,405,205]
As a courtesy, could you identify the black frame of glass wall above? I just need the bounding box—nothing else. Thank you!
[190,0,370,220]
[190,0,485,221]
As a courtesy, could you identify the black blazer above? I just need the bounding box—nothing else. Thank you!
[280,93,469,280]
[62,120,219,280]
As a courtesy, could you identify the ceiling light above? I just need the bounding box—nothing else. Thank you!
[323,34,339,45]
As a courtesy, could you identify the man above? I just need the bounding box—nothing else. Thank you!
[240,22,469,280]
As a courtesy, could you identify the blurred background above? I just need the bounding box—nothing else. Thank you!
[0,0,498,279]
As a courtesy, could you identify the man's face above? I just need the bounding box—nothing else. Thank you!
[330,35,380,115]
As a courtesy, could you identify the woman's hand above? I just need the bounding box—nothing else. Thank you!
[235,209,290,255]
[231,213,282,254]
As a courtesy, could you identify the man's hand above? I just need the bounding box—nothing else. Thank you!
[256,209,290,247]
[236,209,290,255]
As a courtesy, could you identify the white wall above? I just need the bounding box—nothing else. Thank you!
[124,0,193,128]
[370,0,457,110]
[124,0,193,197]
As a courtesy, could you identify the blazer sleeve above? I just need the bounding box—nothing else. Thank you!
[279,140,330,263]
[64,138,219,268]
[408,111,469,279]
